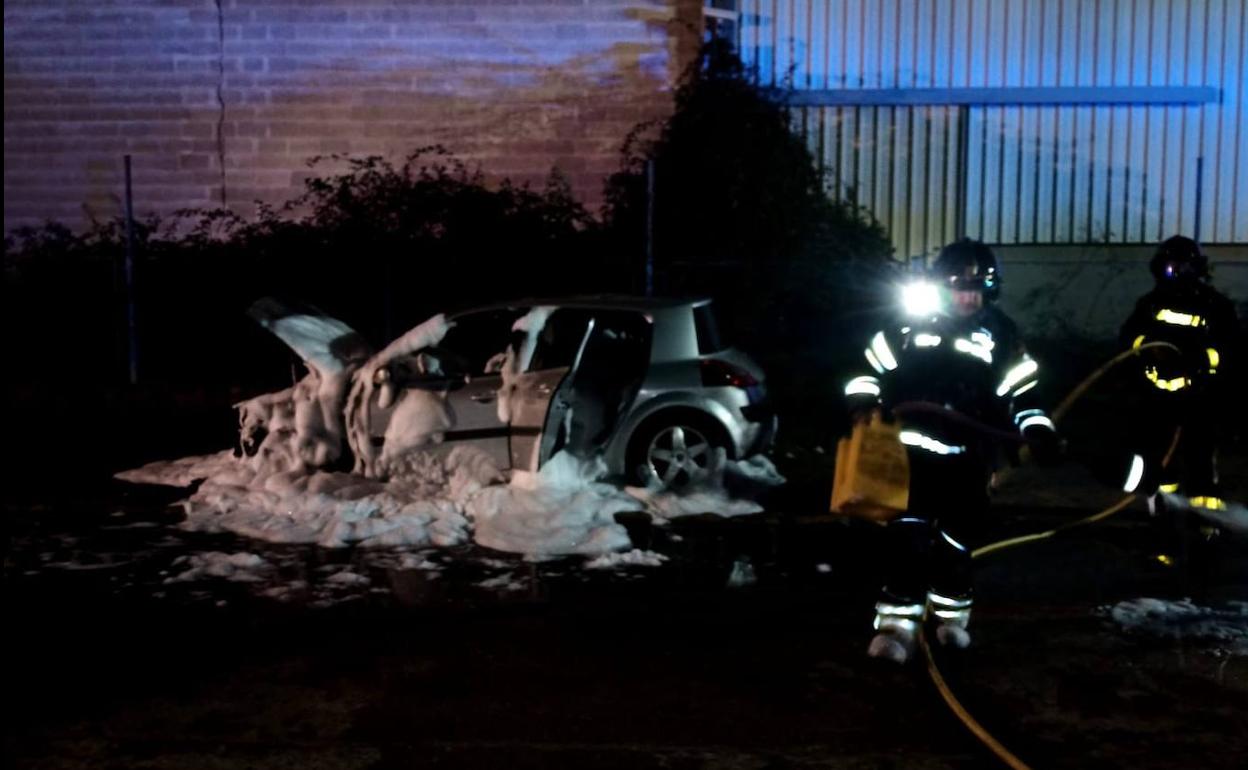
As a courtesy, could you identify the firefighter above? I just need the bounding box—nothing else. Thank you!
[843,239,1061,664]
[1116,235,1241,518]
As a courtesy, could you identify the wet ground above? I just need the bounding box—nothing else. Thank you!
[5,469,1247,770]
[5,383,1248,769]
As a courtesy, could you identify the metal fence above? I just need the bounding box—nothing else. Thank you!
[734,0,1247,257]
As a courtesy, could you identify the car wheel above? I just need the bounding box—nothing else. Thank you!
[628,412,730,489]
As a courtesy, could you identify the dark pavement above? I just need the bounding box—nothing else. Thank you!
[4,383,1247,769]
[6,475,1247,770]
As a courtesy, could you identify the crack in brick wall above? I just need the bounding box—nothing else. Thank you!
[213,0,227,207]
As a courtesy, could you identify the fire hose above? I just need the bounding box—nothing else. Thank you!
[892,341,1183,770]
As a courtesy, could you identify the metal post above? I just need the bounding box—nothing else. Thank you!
[955,105,969,241]
[123,155,138,385]
[644,157,655,296]
[1193,156,1204,244]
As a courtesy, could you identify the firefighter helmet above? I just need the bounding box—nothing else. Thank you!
[931,239,1001,302]
[1150,235,1208,283]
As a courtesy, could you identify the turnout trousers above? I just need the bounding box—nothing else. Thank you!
[874,449,991,635]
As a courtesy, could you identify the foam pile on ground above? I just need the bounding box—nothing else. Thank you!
[175,445,491,548]
[166,552,272,583]
[1102,598,1248,654]
[627,452,785,519]
[468,451,636,555]
[122,444,780,557]
[585,549,669,569]
[325,570,371,586]
[476,573,528,592]
[117,450,237,488]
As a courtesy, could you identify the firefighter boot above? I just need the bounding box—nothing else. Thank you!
[867,602,923,664]
[928,592,973,649]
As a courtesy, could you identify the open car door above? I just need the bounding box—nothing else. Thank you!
[548,310,652,461]
[505,308,594,471]
[507,309,652,471]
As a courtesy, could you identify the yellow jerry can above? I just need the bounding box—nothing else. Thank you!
[830,411,910,522]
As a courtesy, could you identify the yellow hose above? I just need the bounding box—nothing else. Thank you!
[921,632,1031,770]
[971,494,1139,559]
[1051,341,1181,423]
[923,341,1183,769]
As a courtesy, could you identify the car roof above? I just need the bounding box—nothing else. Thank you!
[450,295,711,315]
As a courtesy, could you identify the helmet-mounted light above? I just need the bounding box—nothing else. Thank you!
[900,281,942,317]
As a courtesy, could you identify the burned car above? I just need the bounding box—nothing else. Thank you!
[241,297,776,489]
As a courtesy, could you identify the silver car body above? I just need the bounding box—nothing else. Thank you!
[360,296,776,482]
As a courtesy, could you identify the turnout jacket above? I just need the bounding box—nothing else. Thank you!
[844,306,1052,462]
[1119,281,1241,397]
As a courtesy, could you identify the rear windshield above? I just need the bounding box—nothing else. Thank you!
[694,302,728,355]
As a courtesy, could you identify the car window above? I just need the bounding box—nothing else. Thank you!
[571,310,652,385]
[694,302,728,355]
[442,308,528,374]
[527,309,594,371]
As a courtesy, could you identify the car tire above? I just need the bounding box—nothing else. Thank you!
[626,410,731,490]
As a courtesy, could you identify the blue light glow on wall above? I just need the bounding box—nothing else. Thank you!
[737,0,1247,251]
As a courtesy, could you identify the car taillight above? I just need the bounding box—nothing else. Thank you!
[700,358,758,388]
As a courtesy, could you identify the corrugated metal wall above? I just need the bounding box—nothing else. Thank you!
[736,0,1247,257]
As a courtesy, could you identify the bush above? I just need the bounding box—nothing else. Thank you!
[603,38,896,364]
[3,148,610,391]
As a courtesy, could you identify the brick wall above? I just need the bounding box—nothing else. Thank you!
[3,0,702,231]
